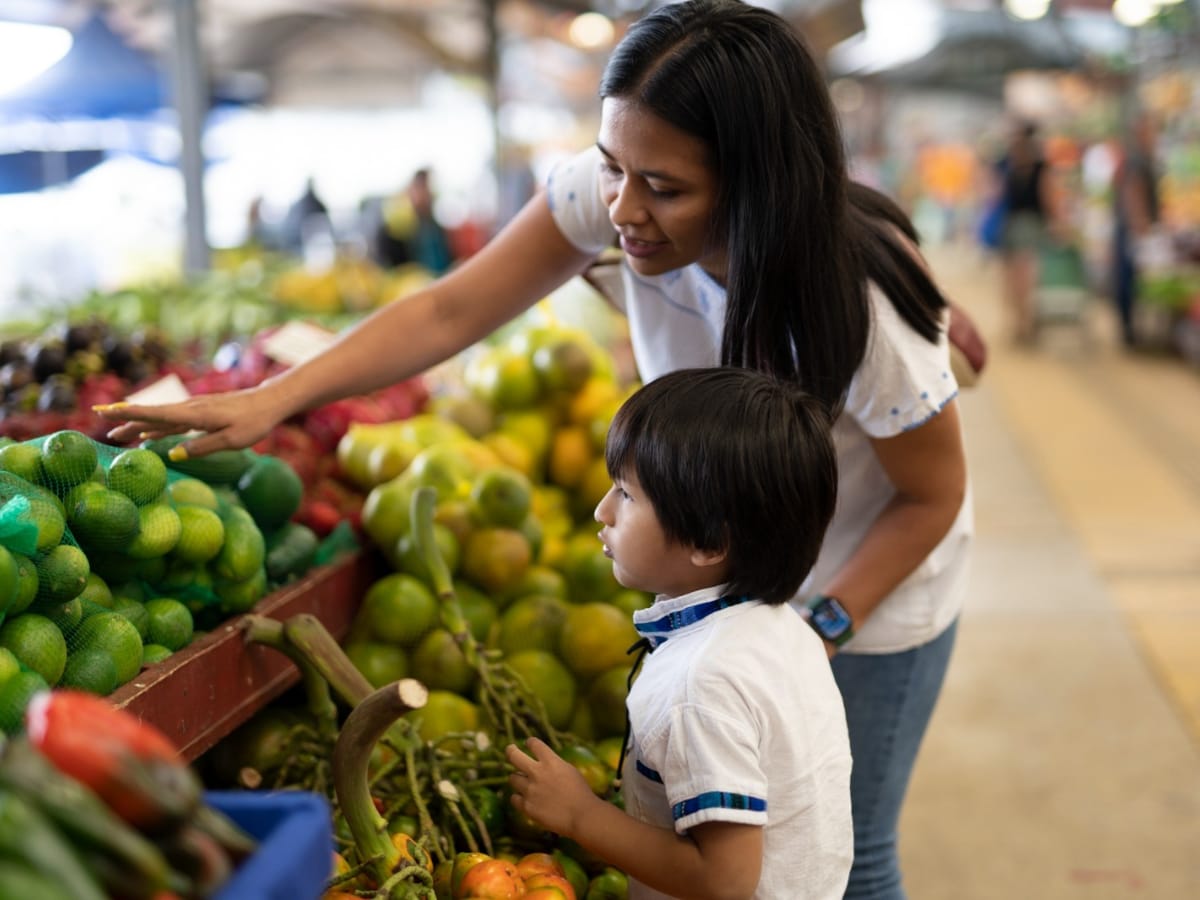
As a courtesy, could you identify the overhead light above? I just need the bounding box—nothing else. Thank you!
[0,22,73,96]
[568,12,615,51]
[1112,0,1156,27]
[1006,0,1052,20]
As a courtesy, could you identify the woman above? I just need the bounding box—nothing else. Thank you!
[100,3,970,897]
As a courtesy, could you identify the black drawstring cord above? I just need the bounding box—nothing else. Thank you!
[614,636,653,791]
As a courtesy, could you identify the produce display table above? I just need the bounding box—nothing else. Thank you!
[109,551,384,761]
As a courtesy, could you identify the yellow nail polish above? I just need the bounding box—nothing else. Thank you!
[92,401,129,412]
[168,446,189,462]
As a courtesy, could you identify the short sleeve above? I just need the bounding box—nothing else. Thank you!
[844,285,959,438]
[656,703,768,834]
[545,145,617,255]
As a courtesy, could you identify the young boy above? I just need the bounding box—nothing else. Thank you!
[506,367,853,900]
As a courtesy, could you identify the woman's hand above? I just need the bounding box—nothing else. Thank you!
[506,737,599,839]
[94,384,283,457]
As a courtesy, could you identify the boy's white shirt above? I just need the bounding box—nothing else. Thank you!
[547,146,973,654]
[624,585,853,900]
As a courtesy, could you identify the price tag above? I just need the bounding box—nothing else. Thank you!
[261,321,338,366]
[124,373,192,406]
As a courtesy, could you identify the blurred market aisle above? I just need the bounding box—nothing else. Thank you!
[900,242,1200,899]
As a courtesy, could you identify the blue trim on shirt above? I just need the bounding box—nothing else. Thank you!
[673,792,767,821]
[635,595,753,647]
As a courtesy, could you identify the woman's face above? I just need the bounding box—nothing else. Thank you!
[597,97,726,283]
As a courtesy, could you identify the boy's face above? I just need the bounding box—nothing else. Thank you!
[594,468,726,599]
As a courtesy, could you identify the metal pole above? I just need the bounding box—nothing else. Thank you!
[170,0,210,274]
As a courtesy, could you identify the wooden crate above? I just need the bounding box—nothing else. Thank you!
[109,551,383,762]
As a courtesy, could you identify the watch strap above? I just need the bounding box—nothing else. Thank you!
[804,594,855,647]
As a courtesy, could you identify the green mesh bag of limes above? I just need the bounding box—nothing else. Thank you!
[0,430,285,732]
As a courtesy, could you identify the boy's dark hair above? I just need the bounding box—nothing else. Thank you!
[605,368,837,605]
[600,0,946,416]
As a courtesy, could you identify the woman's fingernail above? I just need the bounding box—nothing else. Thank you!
[168,446,189,462]
[91,402,129,412]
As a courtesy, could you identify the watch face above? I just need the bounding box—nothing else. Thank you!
[812,598,852,639]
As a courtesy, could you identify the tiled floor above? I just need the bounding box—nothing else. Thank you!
[898,246,1200,899]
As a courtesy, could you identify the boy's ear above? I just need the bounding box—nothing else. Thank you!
[689,545,728,569]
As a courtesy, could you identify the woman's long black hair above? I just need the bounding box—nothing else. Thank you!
[600,0,947,415]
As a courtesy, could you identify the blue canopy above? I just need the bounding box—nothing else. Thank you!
[0,12,166,121]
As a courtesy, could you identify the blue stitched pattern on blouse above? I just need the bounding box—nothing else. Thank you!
[673,791,767,821]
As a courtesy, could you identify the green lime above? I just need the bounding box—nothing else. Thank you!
[142,597,194,651]
[106,447,169,504]
[111,596,150,640]
[454,579,497,643]
[0,442,43,484]
[77,573,114,609]
[8,554,38,616]
[360,573,437,647]
[173,506,225,563]
[69,488,140,552]
[0,546,15,616]
[32,598,83,635]
[62,480,106,514]
[59,648,119,696]
[35,544,89,604]
[38,430,99,490]
[26,495,65,552]
[141,643,173,666]
[214,567,267,614]
[126,503,182,559]
[0,669,49,735]
[71,612,143,685]
[166,477,219,510]
[0,648,21,689]
[0,614,67,686]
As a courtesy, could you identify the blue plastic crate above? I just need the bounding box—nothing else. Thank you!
[207,790,333,900]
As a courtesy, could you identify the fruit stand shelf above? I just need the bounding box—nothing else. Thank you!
[109,551,383,762]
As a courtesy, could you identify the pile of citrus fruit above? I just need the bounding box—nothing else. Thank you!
[0,428,312,731]
[339,324,650,757]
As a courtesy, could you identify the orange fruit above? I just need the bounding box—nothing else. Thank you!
[455,857,525,900]
[559,602,638,682]
[559,532,621,604]
[496,594,567,656]
[547,427,592,490]
[405,689,480,742]
[360,574,438,647]
[586,665,634,740]
[345,641,410,688]
[505,649,576,730]
[532,339,593,394]
[465,346,541,411]
[410,628,475,694]
[469,467,532,529]
[461,528,531,595]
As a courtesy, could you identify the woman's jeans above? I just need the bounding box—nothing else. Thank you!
[832,619,959,900]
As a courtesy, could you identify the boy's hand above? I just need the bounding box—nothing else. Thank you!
[506,737,598,838]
